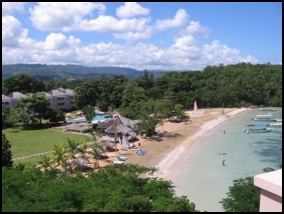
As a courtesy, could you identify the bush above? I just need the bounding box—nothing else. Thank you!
[81,128,93,133]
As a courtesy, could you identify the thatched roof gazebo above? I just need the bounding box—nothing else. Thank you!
[97,115,138,133]
[104,117,134,134]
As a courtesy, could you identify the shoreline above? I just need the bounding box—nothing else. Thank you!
[154,108,248,179]
[121,108,248,173]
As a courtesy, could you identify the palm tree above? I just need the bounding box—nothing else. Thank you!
[89,142,105,168]
[38,155,53,171]
[64,138,80,158]
[52,145,65,166]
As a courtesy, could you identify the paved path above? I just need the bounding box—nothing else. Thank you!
[13,151,53,161]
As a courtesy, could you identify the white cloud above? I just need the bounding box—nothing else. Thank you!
[239,55,258,64]
[2,30,258,70]
[42,33,68,50]
[29,2,106,31]
[116,2,150,18]
[79,16,151,33]
[113,25,153,40]
[200,40,258,66]
[2,4,259,70]
[2,15,33,48]
[28,2,152,41]
[186,21,210,38]
[2,2,25,15]
[155,9,189,30]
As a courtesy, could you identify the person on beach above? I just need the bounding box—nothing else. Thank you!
[224,130,226,134]
[138,142,141,147]
[222,159,226,166]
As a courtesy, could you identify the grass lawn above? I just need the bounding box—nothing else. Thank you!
[3,128,92,158]
[14,156,43,168]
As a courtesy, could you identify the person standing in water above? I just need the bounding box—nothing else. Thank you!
[222,159,226,166]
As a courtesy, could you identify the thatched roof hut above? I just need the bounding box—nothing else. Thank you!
[104,117,134,134]
[97,119,115,129]
[119,116,138,129]
[98,115,138,134]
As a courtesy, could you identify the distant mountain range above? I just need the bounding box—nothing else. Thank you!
[2,64,173,80]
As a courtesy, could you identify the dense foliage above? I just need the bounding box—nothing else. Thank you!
[3,74,46,94]
[2,63,282,131]
[2,134,13,167]
[220,167,275,212]
[2,165,199,212]
[75,63,282,112]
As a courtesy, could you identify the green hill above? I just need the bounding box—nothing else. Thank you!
[2,64,169,80]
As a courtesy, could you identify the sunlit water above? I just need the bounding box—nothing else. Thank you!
[166,108,282,212]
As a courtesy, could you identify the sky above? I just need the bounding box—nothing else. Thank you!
[2,2,282,71]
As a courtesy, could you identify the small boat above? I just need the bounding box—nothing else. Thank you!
[268,122,282,127]
[252,115,278,121]
[259,108,276,111]
[243,127,272,133]
[246,123,268,127]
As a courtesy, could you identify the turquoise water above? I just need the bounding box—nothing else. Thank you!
[166,108,282,212]
[66,114,111,123]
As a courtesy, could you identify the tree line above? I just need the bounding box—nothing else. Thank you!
[2,63,282,131]
[3,63,282,110]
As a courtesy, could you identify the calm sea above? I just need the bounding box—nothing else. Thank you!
[167,108,282,212]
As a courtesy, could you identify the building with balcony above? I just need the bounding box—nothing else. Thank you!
[2,88,76,111]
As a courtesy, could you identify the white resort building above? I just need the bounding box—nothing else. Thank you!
[2,88,76,111]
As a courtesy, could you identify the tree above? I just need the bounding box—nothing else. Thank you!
[82,105,94,123]
[74,83,97,109]
[136,100,169,136]
[12,94,51,125]
[2,134,13,167]
[38,155,53,171]
[52,145,65,166]
[2,164,199,212]
[64,138,80,159]
[172,104,189,120]
[2,105,10,130]
[220,167,275,212]
[3,74,46,94]
[47,109,65,124]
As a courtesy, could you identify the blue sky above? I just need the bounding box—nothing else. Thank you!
[2,2,282,70]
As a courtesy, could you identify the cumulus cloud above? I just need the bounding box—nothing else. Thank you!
[2,15,34,48]
[28,2,152,41]
[155,9,189,30]
[2,30,258,70]
[2,2,25,15]
[2,3,259,70]
[186,21,210,38]
[29,2,106,31]
[116,2,150,18]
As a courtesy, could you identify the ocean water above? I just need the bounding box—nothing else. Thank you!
[166,108,282,212]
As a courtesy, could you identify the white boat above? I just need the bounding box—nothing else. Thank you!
[252,115,277,121]
[268,122,282,127]
[243,127,273,133]
[259,108,276,111]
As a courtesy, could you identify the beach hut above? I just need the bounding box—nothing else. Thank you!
[104,117,134,134]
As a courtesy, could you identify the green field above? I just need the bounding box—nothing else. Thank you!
[3,128,92,158]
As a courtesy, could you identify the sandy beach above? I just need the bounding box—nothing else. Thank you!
[110,108,248,173]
